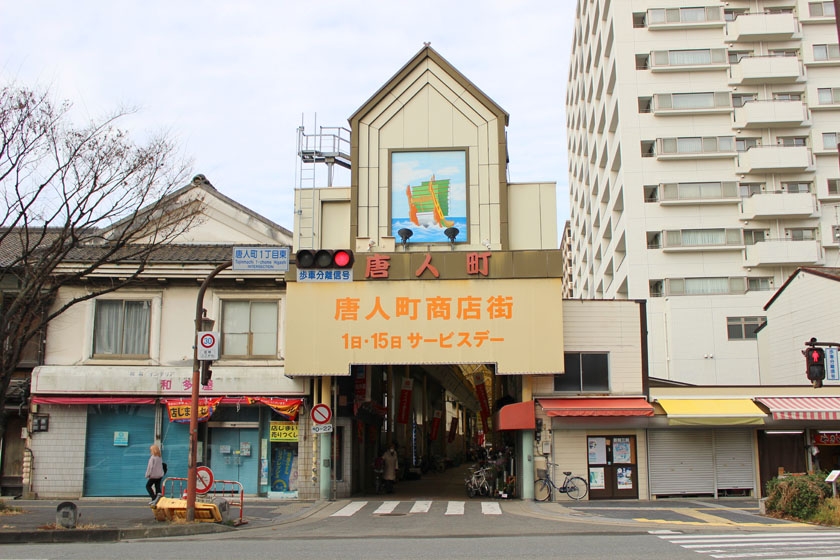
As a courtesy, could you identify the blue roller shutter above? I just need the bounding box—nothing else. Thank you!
[160,419,190,485]
[84,405,156,496]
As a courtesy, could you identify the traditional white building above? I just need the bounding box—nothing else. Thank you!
[566,0,840,385]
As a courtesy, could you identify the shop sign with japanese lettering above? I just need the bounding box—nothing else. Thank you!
[270,421,299,442]
[232,246,290,272]
[285,277,564,375]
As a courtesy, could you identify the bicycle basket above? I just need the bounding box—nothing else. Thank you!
[536,468,547,479]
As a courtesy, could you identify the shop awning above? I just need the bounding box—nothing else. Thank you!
[31,396,157,405]
[755,397,840,421]
[496,400,535,430]
[537,398,654,417]
[657,399,766,426]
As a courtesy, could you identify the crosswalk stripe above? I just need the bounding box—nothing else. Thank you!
[445,501,465,515]
[659,531,840,560]
[331,501,367,517]
[410,500,432,513]
[481,502,502,515]
[373,501,399,514]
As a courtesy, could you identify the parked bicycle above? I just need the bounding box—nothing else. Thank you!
[534,462,588,501]
[465,465,492,498]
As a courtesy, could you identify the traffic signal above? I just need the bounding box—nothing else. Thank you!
[295,249,354,269]
[805,346,825,387]
[200,360,212,386]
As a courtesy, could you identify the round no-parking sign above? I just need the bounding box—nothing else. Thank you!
[196,466,214,494]
[311,403,332,425]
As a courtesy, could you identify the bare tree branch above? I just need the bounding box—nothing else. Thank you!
[0,84,202,431]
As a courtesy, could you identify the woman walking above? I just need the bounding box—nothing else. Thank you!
[145,444,165,504]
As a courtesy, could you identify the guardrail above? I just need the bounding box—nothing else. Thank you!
[162,477,246,525]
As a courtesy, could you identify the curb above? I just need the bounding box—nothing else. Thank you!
[0,521,234,544]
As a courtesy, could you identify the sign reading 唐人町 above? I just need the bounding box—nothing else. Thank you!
[284,278,564,375]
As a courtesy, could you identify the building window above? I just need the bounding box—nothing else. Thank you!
[655,92,730,110]
[743,229,768,245]
[809,2,836,17]
[814,44,840,61]
[773,92,801,100]
[652,48,727,67]
[668,277,743,296]
[829,179,840,196]
[727,316,765,340]
[93,300,151,356]
[554,353,609,392]
[736,138,760,152]
[728,51,752,64]
[778,136,807,147]
[732,93,756,107]
[782,182,811,193]
[221,300,278,358]
[739,183,764,197]
[663,228,741,248]
[817,88,840,104]
[660,136,734,154]
[823,132,838,150]
[647,7,721,25]
[660,181,738,201]
[787,228,816,241]
[649,280,664,297]
[724,8,748,21]
[747,277,773,292]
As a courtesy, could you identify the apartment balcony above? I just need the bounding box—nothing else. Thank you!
[739,192,815,220]
[725,12,800,42]
[729,56,804,85]
[744,239,821,267]
[736,146,814,173]
[733,100,808,129]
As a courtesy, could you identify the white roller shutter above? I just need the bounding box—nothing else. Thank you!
[648,430,715,495]
[714,429,755,491]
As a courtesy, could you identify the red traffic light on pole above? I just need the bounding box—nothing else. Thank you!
[805,346,826,388]
[295,249,354,269]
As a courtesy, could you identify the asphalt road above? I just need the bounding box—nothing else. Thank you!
[4,532,840,560]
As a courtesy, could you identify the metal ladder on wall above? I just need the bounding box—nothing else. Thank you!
[295,116,351,251]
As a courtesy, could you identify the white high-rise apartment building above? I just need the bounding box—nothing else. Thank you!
[566,0,840,385]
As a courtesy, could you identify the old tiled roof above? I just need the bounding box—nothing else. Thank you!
[0,229,65,267]
[61,244,237,264]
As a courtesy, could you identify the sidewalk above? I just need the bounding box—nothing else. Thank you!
[0,497,327,544]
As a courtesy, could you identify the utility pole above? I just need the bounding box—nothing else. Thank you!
[186,260,231,522]
[836,0,840,173]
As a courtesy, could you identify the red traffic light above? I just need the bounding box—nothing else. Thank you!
[805,345,826,386]
[295,249,354,269]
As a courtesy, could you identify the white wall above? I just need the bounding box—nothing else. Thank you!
[28,405,87,498]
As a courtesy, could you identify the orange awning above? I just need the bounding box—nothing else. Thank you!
[538,398,654,417]
[495,400,536,430]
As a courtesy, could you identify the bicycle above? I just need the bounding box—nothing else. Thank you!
[534,462,588,501]
[465,465,492,498]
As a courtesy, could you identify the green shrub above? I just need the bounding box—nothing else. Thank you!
[813,497,840,526]
[765,473,832,520]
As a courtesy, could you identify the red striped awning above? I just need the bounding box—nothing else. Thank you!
[756,397,840,420]
[31,396,157,405]
[537,398,654,417]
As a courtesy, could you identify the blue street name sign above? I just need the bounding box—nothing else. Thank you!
[232,247,290,272]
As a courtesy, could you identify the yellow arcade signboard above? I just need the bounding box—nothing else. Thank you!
[270,421,299,442]
[285,278,564,375]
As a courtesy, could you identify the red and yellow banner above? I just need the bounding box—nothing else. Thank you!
[166,397,222,423]
[247,397,303,420]
[473,373,491,433]
[448,416,459,443]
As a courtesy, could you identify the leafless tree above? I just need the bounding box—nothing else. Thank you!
[0,85,202,432]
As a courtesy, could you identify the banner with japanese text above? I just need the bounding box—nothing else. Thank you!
[430,410,442,440]
[448,416,459,443]
[396,378,413,424]
[247,397,302,420]
[166,397,223,423]
[285,278,564,375]
[269,421,298,442]
[473,372,491,433]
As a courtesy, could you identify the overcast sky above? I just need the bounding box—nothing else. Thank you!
[2,1,574,233]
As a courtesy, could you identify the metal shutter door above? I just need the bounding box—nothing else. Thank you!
[83,405,155,496]
[160,419,190,483]
[714,430,755,491]
[648,430,715,495]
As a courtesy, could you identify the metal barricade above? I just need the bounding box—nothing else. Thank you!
[160,477,246,525]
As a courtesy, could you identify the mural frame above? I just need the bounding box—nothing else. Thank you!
[388,148,470,244]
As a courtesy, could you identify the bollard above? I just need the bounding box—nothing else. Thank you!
[56,501,78,529]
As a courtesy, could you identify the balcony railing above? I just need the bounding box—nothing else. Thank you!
[737,145,814,173]
[729,56,804,85]
[725,12,800,42]
[744,238,821,267]
[739,191,815,219]
[733,99,808,128]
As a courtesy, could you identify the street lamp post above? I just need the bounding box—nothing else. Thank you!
[186,260,231,522]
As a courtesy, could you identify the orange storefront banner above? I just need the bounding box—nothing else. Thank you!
[166,397,223,423]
